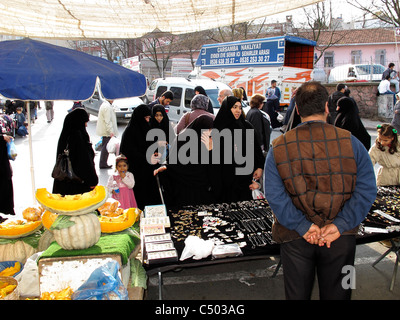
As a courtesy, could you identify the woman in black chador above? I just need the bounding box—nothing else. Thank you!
[120,104,161,210]
[213,96,265,202]
[150,104,175,155]
[53,108,98,195]
[334,96,371,151]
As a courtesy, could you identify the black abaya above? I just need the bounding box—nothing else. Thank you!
[0,135,14,216]
[120,104,162,210]
[159,115,217,207]
[334,97,371,150]
[52,108,98,195]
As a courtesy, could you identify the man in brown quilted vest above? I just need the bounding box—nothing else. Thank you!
[264,81,376,300]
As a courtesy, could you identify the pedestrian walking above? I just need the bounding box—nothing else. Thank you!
[96,99,118,169]
[52,108,98,195]
[45,100,54,123]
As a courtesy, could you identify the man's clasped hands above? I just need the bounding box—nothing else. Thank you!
[303,223,341,248]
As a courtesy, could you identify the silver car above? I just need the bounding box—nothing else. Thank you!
[83,88,144,122]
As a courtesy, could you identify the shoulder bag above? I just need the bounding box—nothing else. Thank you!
[51,145,83,183]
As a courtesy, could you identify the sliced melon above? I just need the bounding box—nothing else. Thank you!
[0,220,42,239]
[35,186,108,215]
[99,208,140,233]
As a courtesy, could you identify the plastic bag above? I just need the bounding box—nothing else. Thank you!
[72,261,128,300]
[252,188,265,199]
[106,136,120,154]
[212,243,243,259]
[251,181,265,199]
[7,139,17,160]
[180,235,214,261]
[15,252,42,298]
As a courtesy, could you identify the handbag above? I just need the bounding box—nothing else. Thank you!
[51,145,82,183]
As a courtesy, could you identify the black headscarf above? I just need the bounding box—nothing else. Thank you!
[214,96,246,130]
[150,104,175,143]
[56,108,90,155]
[120,104,151,166]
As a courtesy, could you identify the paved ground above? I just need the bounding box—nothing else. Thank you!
[5,102,399,301]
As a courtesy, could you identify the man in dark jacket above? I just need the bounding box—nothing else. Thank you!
[148,90,174,111]
[327,83,347,124]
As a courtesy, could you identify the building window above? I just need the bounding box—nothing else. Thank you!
[351,50,362,64]
[324,51,334,67]
[375,49,386,66]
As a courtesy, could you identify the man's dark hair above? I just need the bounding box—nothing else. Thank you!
[271,80,277,84]
[161,90,174,100]
[295,81,328,118]
[336,83,346,91]
[389,63,395,68]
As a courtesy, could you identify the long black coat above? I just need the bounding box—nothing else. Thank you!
[246,107,271,153]
[120,105,162,210]
[159,115,217,207]
[0,135,14,215]
[334,97,371,150]
[52,108,98,195]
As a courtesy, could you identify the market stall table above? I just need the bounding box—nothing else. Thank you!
[38,225,142,299]
[144,187,400,299]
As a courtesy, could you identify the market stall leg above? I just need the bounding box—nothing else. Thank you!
[372,238,400,291]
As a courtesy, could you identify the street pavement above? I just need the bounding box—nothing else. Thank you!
[6,101,400,301]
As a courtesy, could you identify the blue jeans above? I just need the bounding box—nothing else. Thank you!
[383,91,396,104]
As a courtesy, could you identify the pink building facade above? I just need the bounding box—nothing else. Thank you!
[300,28,400,81]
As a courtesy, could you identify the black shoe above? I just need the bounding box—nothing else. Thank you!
[100,165,112,169]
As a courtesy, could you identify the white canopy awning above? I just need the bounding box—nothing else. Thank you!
[0,0,322,39]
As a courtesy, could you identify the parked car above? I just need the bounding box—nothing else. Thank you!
[145,77,232,122]
[82,87,144,122]
[328,64,385,83]
[311,68,327,82]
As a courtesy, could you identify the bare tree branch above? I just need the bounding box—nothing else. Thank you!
[348,0,400,26]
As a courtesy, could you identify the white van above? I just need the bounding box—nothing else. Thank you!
[328,64,385,83]
[145,77,231,122]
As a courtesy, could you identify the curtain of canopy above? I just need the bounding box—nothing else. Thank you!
[0,0,322,39]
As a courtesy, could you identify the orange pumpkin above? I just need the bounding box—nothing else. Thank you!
[99,208,140,233]
[41,211,58,230]
[0,220,42,239]
[35,186,108,215]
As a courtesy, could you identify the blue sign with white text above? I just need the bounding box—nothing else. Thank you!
[197,37,286,69]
